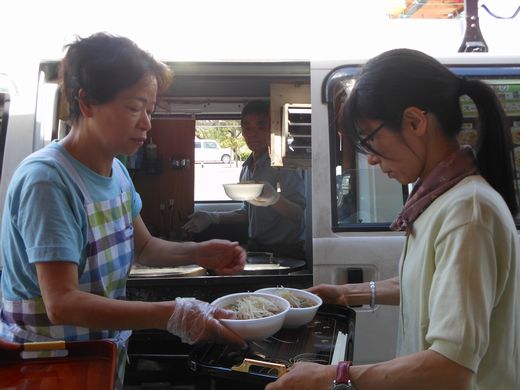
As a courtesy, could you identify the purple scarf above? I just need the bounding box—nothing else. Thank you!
[390,146,478,235]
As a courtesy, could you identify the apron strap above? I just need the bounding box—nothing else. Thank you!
[27,145,92,203]
[26,144,133,202]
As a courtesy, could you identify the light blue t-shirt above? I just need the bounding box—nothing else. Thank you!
[0,142,142,300]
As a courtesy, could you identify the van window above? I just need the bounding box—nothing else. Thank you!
[325,67,406,231]
[204,141,217,149]
[194,119,246,201]
[326,66,520,231]
[194,139,233,164]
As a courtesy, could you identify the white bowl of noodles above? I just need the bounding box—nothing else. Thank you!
[212,292,290,340]
[256,287,322,328]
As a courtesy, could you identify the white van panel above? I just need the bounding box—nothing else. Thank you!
[313,236,403,363]
[0,69,39,268]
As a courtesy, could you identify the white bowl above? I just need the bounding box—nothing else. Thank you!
[255,287,322,328]
[222,183,264,201]
[211,292,290,340]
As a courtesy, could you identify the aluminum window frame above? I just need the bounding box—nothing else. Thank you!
[324,64,520,232]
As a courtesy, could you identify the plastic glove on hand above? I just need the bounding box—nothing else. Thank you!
[167,298,246,347]
[182,211,220,233]
[247,182,280,207]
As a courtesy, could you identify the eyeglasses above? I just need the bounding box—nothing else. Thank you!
[358,122,386,153]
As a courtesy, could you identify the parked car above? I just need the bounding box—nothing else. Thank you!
[194,139,232,164]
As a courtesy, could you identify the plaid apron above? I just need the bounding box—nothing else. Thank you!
[0,146,134,389]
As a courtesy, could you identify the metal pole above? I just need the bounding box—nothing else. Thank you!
[458,0,489,52]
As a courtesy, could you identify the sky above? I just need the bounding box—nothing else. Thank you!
[2,0,519,109]
[3,0,519,60]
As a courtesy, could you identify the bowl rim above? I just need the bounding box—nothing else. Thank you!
[255,287,323,310]
[212,291,291,322]
[222,183,265,201]
[222,182,264,187]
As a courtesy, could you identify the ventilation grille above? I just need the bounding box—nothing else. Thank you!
[281,103,311,168]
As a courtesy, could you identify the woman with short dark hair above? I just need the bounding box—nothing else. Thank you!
[0,32,246,389]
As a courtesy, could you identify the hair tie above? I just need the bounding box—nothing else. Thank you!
[458,76,468,96]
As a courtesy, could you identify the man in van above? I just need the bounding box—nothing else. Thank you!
[183,100,307,260]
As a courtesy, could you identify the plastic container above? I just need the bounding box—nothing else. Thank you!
[145,138,158,161]
[0,339,117,389]
[256,287,322,328]
[212,292,290,340]
[222,183,264,201]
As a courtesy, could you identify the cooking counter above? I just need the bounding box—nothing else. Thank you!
[0,270,353,389]
[124,273,319,388]
[124,302,355,389]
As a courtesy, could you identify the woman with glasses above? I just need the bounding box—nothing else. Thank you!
[267,48,520,389]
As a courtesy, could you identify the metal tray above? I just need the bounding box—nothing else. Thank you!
[188,304,355,386]
[129,264,207,278]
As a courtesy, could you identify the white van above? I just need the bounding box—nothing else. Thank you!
[3,52,520,364]
[194,139,233,164]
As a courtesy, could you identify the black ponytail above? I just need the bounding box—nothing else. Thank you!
[463,78,518,216]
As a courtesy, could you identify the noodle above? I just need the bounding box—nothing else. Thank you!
[225,295,282,320]
[271,288,314,308]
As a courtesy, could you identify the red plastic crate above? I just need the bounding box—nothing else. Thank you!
[0,338,116,389]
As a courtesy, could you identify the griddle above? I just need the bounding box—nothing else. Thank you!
[241,251,306,275]
[129,264,206,277]
[127,252,306,278]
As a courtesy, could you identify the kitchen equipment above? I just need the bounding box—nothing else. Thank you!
[123,275,314,387]
[255,287,323,328]
[129,264,207,278]
[127,254,306,278]
[170,156,190,169]
[188,304,355,388]
[222,183,264,201]
[242,252,306,275]
[211,292,290,340]
[145,138,158,161]
[0,339,116,389]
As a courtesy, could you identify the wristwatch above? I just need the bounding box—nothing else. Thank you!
[331,361,356,390]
